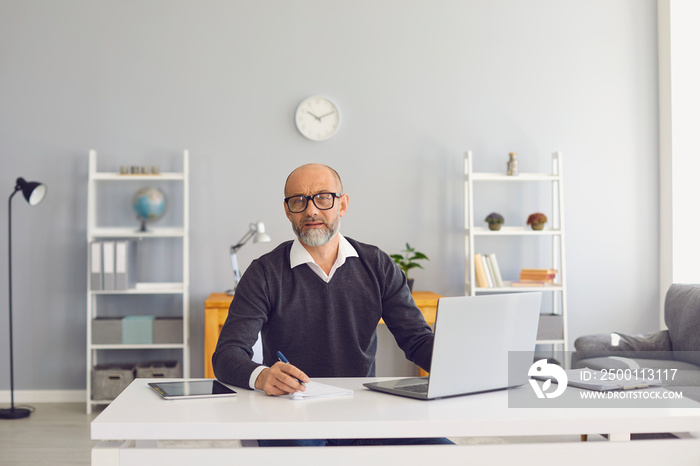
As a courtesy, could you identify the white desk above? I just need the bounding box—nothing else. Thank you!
[92,378,700,465]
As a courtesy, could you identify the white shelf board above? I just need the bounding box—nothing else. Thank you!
[467,173,559,181]
[92,172,185,181]
[469,226,562,236]
[89,227,185,238]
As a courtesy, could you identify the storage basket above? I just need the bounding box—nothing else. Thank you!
[92,363,135,400]
[135,360,181,378]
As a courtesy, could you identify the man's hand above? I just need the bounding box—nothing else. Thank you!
[254,362,310,396]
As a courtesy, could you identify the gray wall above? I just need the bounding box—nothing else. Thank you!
[0,0,659,391]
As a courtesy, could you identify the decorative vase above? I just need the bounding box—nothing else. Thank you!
[488,223,502,231]
[407,278,415,292]
[531,222,545,231]
[507,152,519,176]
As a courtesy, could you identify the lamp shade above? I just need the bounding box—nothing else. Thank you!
[253,222,272,244]
[16,178,47,206]
[228,221,272,294]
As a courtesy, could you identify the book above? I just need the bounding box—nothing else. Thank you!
[511,281,546,287]
[481,255,494,287]
[486,254,504,288]
[474,254,489,288]
[519,268,557,282]
[520,272,555,278]
[484,254,497,287]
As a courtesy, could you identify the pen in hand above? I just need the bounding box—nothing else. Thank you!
[277,351,307,387]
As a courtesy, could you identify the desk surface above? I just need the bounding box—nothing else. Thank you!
[92,378,700,441]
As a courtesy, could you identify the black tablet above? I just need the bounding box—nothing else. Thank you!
[148,380,237,400]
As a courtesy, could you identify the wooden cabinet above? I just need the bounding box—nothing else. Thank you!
[204,293,235,379]
[204,291,442,379]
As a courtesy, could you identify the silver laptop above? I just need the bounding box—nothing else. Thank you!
[364,292,542,400]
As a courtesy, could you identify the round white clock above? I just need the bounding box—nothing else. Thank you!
[294,96,340,141]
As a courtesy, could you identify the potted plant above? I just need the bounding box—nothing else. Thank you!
[527,212,548,230]
[390,243,429,291]
[485,212,504,231]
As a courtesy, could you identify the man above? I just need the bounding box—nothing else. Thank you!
[213,163,451,446]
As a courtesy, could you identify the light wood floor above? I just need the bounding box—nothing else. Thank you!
[0,403,101,466]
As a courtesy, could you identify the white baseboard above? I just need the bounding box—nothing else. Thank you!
[0,389,86,403]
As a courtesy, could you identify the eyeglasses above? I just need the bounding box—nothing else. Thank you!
[284,192,341,213]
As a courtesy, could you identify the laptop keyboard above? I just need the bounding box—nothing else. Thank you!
[400,384,428,394]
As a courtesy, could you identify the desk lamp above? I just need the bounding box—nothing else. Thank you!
[228,222,271,295]
[1,177,47,420]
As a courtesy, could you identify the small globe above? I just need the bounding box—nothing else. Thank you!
[132,187,167,231]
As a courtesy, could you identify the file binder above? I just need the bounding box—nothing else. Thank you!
[89,241,103,290]
[102,241,116,291]
[115,240,137,290]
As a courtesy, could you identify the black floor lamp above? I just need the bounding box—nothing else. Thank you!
[0,177,46,420]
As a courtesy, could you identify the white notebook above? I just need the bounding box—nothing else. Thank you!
[284,381,353,400]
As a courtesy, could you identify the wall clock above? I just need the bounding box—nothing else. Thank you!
[294,96,341,141]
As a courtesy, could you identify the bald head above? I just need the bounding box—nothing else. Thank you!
[284,163,343,197]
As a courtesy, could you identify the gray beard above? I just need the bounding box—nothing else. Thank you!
[294,216,340,247]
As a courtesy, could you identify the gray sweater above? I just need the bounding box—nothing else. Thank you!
[212,237,434,389]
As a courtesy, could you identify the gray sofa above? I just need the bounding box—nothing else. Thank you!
[572,283,700,400]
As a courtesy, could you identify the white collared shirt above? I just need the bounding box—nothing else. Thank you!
[289,233,359,282]
[248,233,359,388]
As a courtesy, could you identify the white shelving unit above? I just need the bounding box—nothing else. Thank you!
[464,151,568,359]
[86,150,190,413]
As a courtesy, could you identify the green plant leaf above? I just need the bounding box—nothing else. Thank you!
[404,263,423,270]
[392,243,429,279]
